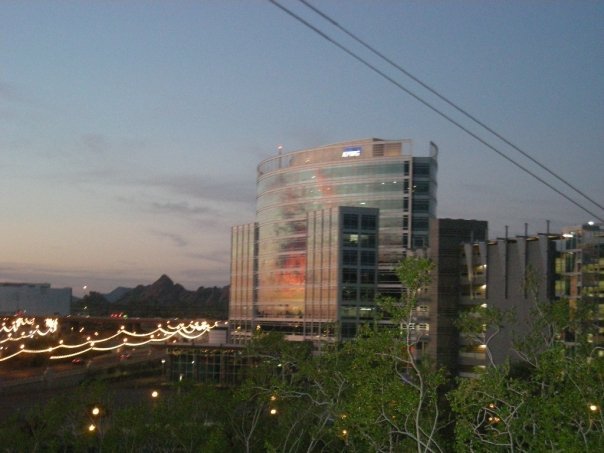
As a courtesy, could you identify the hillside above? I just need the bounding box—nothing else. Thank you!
[72,275,229,320]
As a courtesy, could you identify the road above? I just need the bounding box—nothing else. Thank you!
[0,346,167,389]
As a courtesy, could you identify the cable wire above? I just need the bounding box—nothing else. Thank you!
[268,0,603,222]
[297,0,604,215]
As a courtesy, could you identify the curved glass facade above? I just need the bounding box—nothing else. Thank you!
[230,138,437,342]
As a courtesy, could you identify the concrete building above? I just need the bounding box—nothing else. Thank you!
[0,283,72,316]
[451,224,604,377]
[230,138,438,344]
[459,233,559,374]
[423,221,604,378]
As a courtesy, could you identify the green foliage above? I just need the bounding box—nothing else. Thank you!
[450,347,604,452]
[455,304,514,367]
[314,257,449,452]
[103,385,231,452]
[450,266,604,452]
[0,381,111,452]
[230,331,340,452]
[3,258,601,452]
[449,365,529,452]
[395,256,434,292]
[333,325,448,452]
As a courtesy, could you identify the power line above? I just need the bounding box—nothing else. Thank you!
[268,0,604,223]
[297,0,604,215]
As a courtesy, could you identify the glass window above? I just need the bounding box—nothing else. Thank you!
[343,250,358,265]
[343,213,358,229]
[290,220,307,234]
[361,251,376,265]
[361,215,377,230]
[342,286,356,301]
[360,269,375,284]
[412,218,429,230]
[342,269,357,284]
[413,163,430,176]
[378,271,400,284]
[359,307,375,319]
[341,322,358,339]
[360,288,375,302]
[360,234,376,248]
[379,217,401,228]
[340,306,357,318]
[412,199,430,213]
[281,238,306,251]
[343,233,359,247]
[413,181,430,193]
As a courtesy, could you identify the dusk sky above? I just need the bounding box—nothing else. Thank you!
[1,1,603,296]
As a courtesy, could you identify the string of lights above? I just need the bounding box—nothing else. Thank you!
[0,318,59,344]
[1,317,58,334]
[0,317,214,362]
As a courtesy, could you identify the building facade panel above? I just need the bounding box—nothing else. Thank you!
[229,223,257,342]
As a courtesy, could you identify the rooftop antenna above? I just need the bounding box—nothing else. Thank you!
[277,145,284,169]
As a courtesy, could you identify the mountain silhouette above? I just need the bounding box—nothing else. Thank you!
[73,275,228,319]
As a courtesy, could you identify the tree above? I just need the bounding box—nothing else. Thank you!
[227,331,337,452]
[103,384,231,452]
[450,268,604,452]
[0,381,112,451]
[323,257,449,453]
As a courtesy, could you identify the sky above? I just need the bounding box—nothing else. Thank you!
[1,1,603,296]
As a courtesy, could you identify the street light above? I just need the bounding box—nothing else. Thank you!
[87,404,104,436]
[341,428,349,446]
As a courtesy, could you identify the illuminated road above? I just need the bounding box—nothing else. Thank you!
[0,314,213,417]
[0,346,167,390]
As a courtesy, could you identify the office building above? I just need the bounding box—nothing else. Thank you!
[230,138,438,344]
